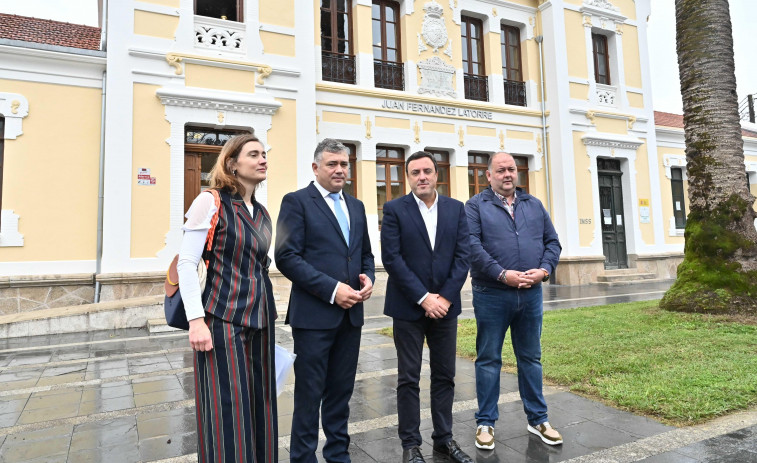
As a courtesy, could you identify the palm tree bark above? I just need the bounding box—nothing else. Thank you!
[660,0,757,314]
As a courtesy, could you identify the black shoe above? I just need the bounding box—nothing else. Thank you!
[402,446,426,463]
[433,440,473,463]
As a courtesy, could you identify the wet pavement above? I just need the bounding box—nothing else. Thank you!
[0,281,756,462]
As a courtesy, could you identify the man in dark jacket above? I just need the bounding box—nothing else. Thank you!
[465,152,562,450]
[381,151,472,463]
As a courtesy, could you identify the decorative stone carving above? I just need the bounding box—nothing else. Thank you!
[217,111,225,123]
[417,56,456,98]
[596,85,617,106]
[458,126,465,147]
[194,16,246,53]
[365,118,372,139]
[586,110,596,125]
[583,15,593,27]
[444,40,452,58]
[615,23,624,35]
[11,100,20,114]
[499,130,505,150]
[0,92,29,139]
[417,33,428,54]
[627,116,636,130]
[166,54,183,75]
[583,0,620,12]
[421,1,448,53]
[0,210,24,247]
[414,121,421,143]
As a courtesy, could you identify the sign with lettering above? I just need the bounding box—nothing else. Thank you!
[380,100,493,120]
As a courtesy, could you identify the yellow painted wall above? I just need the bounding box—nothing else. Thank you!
[622,26,643,89]
[0,79,100,262]
[565,10,588,79]
[570,82,589,100]
[313,0,320,45]
[260,31,296,57]
[528,161,548,206]
[354,3,372,55]
[594,116,628,135]
[468,126,496,137]
[507,129,534,140]
[137,0,179,6]
[617,0,637,21]
[375,116,410,129]
[635,142,655,245]
[573,132,594,247]
[133,10,178,39]
[423,122,455,133]
[185,64,255,93]
[485,31,501,76]
[627,91,644,108]
[265,99,298,231]
[451,166,469,202]
[357,161,378,213]
[322,111,361,125]
[259,0,295,27]
[130,83,170,258]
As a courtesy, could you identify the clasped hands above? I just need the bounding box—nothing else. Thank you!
[422,293,451,319]
[502,268,547,289]
[335,273,373,309]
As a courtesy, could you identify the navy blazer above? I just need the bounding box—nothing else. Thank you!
[381,193,470,321]
[275,182,375,329]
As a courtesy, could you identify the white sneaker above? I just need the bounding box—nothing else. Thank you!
[475,425,495,450]
[527,421,563,445]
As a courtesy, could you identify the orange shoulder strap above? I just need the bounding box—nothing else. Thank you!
[205,189,221,252]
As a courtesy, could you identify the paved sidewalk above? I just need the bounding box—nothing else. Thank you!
[0,282,755,462]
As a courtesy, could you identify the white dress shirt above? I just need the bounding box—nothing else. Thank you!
[312,181,351,304]
[412,191,439,305]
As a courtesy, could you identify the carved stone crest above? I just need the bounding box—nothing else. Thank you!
[418,56,456,98]
[583,0,620,12]
[421,1,448,53]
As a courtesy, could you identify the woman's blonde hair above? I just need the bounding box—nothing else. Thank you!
[209,134,262,197]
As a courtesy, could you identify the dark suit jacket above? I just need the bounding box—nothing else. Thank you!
[381,193,470,321]
[274,182,375,329]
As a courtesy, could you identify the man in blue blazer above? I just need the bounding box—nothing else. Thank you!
[275,139,375,463]
[381,151,472,463]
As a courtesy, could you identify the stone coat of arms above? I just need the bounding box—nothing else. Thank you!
[421,1,448,52]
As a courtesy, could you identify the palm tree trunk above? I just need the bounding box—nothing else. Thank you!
[660,0,757,314]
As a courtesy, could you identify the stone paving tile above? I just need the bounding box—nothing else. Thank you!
[710,449,757,463]
[0,424,73,463]
[39,364,87,378]
[78,395,136,414]
[675,425,757,462]
[66,443,142,463]
[132,375,183,394]
[0,397,27,415]
[70,416,138,451]
[137,409,197,440]
[0,371,41,392]
[16,400,80,424]
[594,409,674,438]
[0,412,20,428]
[35,372,85,387]
[133,387,188,407]
[139,431,196,461]
[637,452,702,462]
[25,390,82,411]
[80,383,133,402]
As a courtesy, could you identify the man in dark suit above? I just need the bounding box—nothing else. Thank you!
[275,139,375,463]
[381,151,472,463]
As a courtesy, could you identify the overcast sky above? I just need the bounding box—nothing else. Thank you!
[1,0,755,115]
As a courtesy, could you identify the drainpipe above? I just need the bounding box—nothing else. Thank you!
[94,71,106,303]
[535,35,553,217]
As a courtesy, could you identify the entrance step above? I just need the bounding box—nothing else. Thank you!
[147,317,181,334]
[595,269,666,286]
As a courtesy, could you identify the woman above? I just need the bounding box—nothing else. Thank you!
[177,134,277,462]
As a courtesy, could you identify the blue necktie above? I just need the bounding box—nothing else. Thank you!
[328,193,350,244]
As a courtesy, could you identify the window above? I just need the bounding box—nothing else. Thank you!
[184,126,250,214]
[501,25,526,106]
[372,0,403,90]
[671,167,686,229]
[468,152,490,198]
[321,0,356,84]
[462,16,488,101]
[592,33,610,85]
[425,149,450,197]
[513,155,529,193]
[342,142,358,198]
[195,0,242,21]
[376,146,405,227]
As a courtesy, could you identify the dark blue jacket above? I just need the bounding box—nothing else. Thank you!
[465,187,561,288]
[274,182,375,329]
[381,193,470,321]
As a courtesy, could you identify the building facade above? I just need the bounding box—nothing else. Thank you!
[1,0,756,313]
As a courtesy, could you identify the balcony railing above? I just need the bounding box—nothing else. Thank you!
[322,52,356,84]
[374,59,404,91]
[504,79,527,107]
[464,73,488,102]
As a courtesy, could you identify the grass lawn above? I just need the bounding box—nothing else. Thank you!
[382,300,757,426]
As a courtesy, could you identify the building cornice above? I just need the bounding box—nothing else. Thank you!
[156,87,282,115]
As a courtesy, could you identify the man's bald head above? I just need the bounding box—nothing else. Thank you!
[488,152,514,170]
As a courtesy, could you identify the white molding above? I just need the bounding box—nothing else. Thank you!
[662,154,687,179]
[0,93,29,139]
[0,259,96,276]
[157,86,281,262]
[134,1,180,16]
[0,210,24,247]
[668,217,685,237]
[582,132,644,149]
[0,45,105,89]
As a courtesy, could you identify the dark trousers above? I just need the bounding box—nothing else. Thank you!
[393,316,458,449]
[290,313,362,463]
